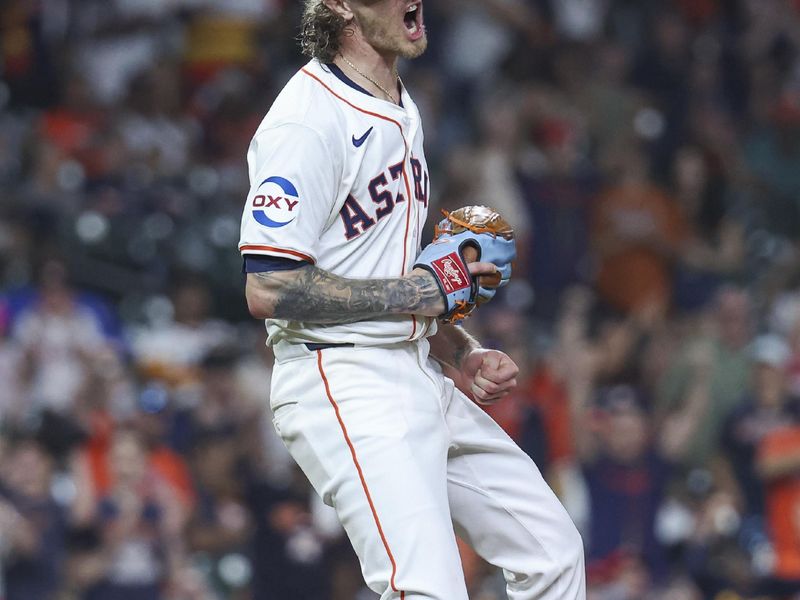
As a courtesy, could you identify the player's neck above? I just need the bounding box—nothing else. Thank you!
[335,38,399,104]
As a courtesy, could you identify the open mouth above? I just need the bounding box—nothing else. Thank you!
[403,2,424,39]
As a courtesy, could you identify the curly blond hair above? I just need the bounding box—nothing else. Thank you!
[299,0,348,63]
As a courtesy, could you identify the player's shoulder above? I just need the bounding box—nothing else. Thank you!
[255,60,349,141]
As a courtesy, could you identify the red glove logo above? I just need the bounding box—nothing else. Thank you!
[432,253,470,294]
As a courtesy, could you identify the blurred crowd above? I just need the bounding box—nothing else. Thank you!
[2,0,800,598]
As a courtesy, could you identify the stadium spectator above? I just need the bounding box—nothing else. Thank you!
[591,147,688,319]
[723,334,796,517]
[129,277,235,393]
[72,383,195,527]
[657,287,753,468]
[0,436,66,600]
[581,385,671,583]
[757,420,800,594]
[670,145,746,311]
[117,65,195,179]
[70,428,185,600]
[12,260,111,417]
[185,431,253,598]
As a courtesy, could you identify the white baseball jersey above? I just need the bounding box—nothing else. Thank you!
[239,59,436,347]
[242,61,585,600]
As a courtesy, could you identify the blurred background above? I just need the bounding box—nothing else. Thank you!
[2,0,800,598]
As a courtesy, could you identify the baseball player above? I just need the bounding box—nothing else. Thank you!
[239,1,585,598]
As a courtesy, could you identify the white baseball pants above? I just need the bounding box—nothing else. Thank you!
[270,339,585,600]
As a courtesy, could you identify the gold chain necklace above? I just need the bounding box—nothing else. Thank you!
[340,55,399,104]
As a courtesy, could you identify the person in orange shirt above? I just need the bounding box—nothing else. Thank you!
[70,428,187,600]
[74,382,195,526]
[757,423,800,595]
[592,148,688,318]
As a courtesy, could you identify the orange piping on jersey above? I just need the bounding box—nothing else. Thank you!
[301,67,417,340]
[239,244,315,264]
[316,351,405,598]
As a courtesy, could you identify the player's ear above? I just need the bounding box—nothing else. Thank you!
[323,0,355,22]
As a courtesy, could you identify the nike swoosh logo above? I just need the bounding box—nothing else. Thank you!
[352,127,374,148]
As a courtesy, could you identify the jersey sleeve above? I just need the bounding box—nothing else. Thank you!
[239,122,339,264]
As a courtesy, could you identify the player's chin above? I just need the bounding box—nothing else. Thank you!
[398,33,428,59]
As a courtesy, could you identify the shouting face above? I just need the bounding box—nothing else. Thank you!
[335,0,428,59]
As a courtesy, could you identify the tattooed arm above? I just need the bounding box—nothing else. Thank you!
[245,266,446,324]
[246,257,501,324]
[246,262,517,401]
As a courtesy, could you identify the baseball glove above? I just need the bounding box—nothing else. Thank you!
[414,206,516,323]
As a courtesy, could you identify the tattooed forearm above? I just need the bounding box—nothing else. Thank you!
[250,265,443,324]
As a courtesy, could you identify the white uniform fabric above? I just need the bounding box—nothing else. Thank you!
[241,59,585,599]
[239,59,435,347]
[270,340,585,600]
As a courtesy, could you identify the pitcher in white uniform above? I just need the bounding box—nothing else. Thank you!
[239,1,586,598]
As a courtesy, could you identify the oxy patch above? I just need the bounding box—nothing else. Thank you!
[251,176,300,228]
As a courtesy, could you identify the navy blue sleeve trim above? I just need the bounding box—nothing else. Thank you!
[243,255,310,273]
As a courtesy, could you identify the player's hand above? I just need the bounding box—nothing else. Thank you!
[460,348,519,405]
[410,262,499,318]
